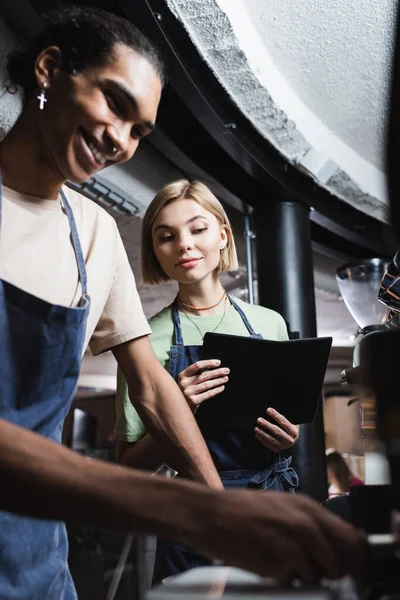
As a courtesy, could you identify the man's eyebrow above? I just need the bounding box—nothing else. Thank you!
[154,215,208,232]
[105,79,155,131]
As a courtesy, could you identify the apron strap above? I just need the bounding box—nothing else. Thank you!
[227,294,261,338]
[171,300,184,346]
[250,456,298,489]
[60,189,88,298]
[0,175,88,299]
[172,294,262,345]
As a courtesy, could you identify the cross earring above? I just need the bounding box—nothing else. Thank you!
[37,82,48,110]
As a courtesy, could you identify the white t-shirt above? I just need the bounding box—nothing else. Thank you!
[0,184,151,355]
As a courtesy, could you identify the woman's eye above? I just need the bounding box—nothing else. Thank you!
[159,235,173,243]
[192,228,207,234]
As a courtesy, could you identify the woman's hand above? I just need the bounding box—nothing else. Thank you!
[254,407,299,451]
[177,359,230,413]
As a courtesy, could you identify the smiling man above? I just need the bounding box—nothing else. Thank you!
[0,6,365,598]
[0,7,223,598]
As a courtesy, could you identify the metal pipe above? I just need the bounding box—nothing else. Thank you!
[255,199,328,502]
[244,210,255,305]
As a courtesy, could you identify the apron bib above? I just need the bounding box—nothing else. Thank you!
[0,173,90,599]
[153,295,298,584]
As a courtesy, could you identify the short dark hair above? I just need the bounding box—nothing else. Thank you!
[6,5,166,100]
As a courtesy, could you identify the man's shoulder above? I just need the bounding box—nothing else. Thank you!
[63,185,117,232]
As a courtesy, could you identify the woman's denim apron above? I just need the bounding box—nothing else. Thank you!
[153,295,298,584]
[0,174,90,599]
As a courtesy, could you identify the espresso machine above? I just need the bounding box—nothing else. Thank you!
[335,0,400,589]
[336,259,392,488]
[331,261,400,599]
[336,259,388,369]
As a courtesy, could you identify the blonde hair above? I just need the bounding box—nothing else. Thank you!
[142,179,238,285]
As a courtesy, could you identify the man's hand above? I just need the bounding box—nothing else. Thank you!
[254,407,299,451]
[0,419,364,585]
[189,488,365,583]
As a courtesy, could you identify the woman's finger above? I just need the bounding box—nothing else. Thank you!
[181,359,221,378]
[265,408,299,438]
[186,376,229,397]
[256,418,294,445]
[191,385,226,406]
[195,367,230,384]
[180,370,228,394]
[254,427,281,450]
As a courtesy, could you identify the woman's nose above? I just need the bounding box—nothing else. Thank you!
[177,234,194,251]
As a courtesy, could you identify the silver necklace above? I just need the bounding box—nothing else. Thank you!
[183,297,228,340]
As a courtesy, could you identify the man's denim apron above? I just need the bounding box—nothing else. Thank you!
[153,295,298,584]
[0,174,90,599]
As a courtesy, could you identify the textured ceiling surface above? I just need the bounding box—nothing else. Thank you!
[166,0,395,220]
[243,0,395,172]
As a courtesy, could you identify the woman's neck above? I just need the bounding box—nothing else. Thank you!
[177,277,227,316]
[0,111,63,200]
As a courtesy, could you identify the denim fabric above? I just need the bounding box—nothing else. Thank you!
[0,175,89,599]
[153,296,298,585]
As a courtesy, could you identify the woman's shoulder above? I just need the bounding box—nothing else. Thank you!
[231,296,288,339]
[148,305,174,335]
[231,296,285,322]
[147,305,175,366]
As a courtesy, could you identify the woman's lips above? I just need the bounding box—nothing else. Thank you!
[176,258,202,269]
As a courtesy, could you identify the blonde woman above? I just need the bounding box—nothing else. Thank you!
[115,179,300,582]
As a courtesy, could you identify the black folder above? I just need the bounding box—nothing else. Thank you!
[196,333,332,431]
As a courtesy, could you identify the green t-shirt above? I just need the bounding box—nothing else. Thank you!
[114,297,288,442]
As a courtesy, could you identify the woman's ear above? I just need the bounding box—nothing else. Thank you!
[220,226,228,250]
[34,46,62,89]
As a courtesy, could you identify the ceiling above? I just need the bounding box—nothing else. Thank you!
[164,0,397,222]
[241,0,395,175]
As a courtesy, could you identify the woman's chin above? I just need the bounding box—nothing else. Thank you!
[174,271,205,285]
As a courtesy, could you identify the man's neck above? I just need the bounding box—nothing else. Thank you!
[0,113,64,200]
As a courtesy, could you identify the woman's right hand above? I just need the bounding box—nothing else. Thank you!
[177,359,229,413]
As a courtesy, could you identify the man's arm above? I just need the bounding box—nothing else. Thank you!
[112,336,223,489]
[0,418,365,582]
